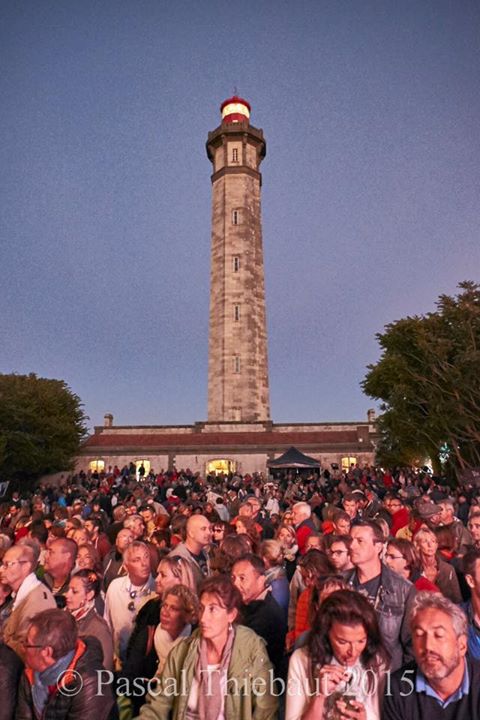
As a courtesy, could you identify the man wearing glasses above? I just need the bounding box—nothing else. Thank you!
[0,542,56,659]
[17,608,113,719]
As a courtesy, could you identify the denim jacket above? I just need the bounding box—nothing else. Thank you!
[345,563,416,671]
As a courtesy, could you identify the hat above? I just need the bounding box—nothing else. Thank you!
[416,502,442,520]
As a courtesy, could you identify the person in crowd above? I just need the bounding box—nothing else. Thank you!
[16,608,114,719]
[331,509,352,536]
[230,501,263,536]
[0,641,24,720]
[468,510,480,550]
[76,542,103,575]
[323,534,354,574]
[461,548,480,659]
[210,534,252,575]
[235,515,261,552]
[123,584,198,715]
[246,496,275,539]
[275,524,298,581]
[0,542,56,658]
[210,520,234,546]
[104,540,156,664]
[386,494,410,536]
[259,539,289,621]
[231,553,287,676]
[84,515,112,560]
[292,502,317,555]
[436,498,472,556]
[342,492,362,525]
[413,526,462,603]
[123,514,147,541]
[65,569,113,671]
[43,537,77,608]
[168,514,211,587]
[106,505,128,544]
[346,520,415,671]
[134,574,277,720]
[383,592,480,718]
[384,537,439,591]
[289,551,335,646]
[303,533,323,552]
[102,527,134,590]
[286,589,390,720]
[71,526,90,547]
[0,581,13,639]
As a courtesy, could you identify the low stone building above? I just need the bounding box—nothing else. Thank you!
[77,412,378,477]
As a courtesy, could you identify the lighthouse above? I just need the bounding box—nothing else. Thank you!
[206,96,270,422]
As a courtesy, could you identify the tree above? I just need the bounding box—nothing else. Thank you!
[0,373,88,491]
[362,282,480,478]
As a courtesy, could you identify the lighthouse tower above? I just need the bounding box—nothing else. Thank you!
[206,96,270,422]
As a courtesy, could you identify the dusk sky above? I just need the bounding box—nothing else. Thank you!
[2,1,479,431]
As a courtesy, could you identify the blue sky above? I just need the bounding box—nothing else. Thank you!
[2,0,479,429]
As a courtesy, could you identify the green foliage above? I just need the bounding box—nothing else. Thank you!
[363,282,480,477]
[0,373,88,489]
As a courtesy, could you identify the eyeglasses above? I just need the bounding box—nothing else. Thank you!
[22,642,43,649]
[0,560,29,568]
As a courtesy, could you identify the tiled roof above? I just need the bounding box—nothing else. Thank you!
[81,429,360,451]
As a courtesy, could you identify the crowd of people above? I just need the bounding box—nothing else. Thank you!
[0,462,480,719]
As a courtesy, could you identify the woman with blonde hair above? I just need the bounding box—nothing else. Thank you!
[413,526,461,602]
[260,539,289,620]
[275,523,298,580]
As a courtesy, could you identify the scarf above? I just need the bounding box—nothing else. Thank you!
[194,626,235,720]
[154,623,192,675]
[32,648,76,716]
[70,599,95,622]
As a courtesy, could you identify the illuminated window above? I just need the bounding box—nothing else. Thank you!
[341,456,357,471]
[206,458,237,475]
[233,256,240,272]
[89,459,105,473]
[233,356,241,373]
[135,459,151,477]
[234,304,240,321]
[232,148,239,163]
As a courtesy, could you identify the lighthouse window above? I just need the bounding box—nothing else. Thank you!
[232,148,239,163]
[232,209,243,226]
[234,304,240,321]
[233,256,240,272]
[233,356,241,373]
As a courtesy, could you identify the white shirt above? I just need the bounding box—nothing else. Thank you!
[104,574,156,662]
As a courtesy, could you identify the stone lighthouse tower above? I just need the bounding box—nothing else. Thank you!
[206,96,270,422]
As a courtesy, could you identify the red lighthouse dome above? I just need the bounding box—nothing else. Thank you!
[220,95,251,124]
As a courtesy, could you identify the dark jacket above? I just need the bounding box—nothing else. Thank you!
[241,590,287,677]
[383,657,480,720]
[15,637,114,720]
[122,597,161,714]
[0,642,23,720]
[345,562,416,671]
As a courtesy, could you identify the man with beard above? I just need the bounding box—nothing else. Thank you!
[384,592,480,718]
